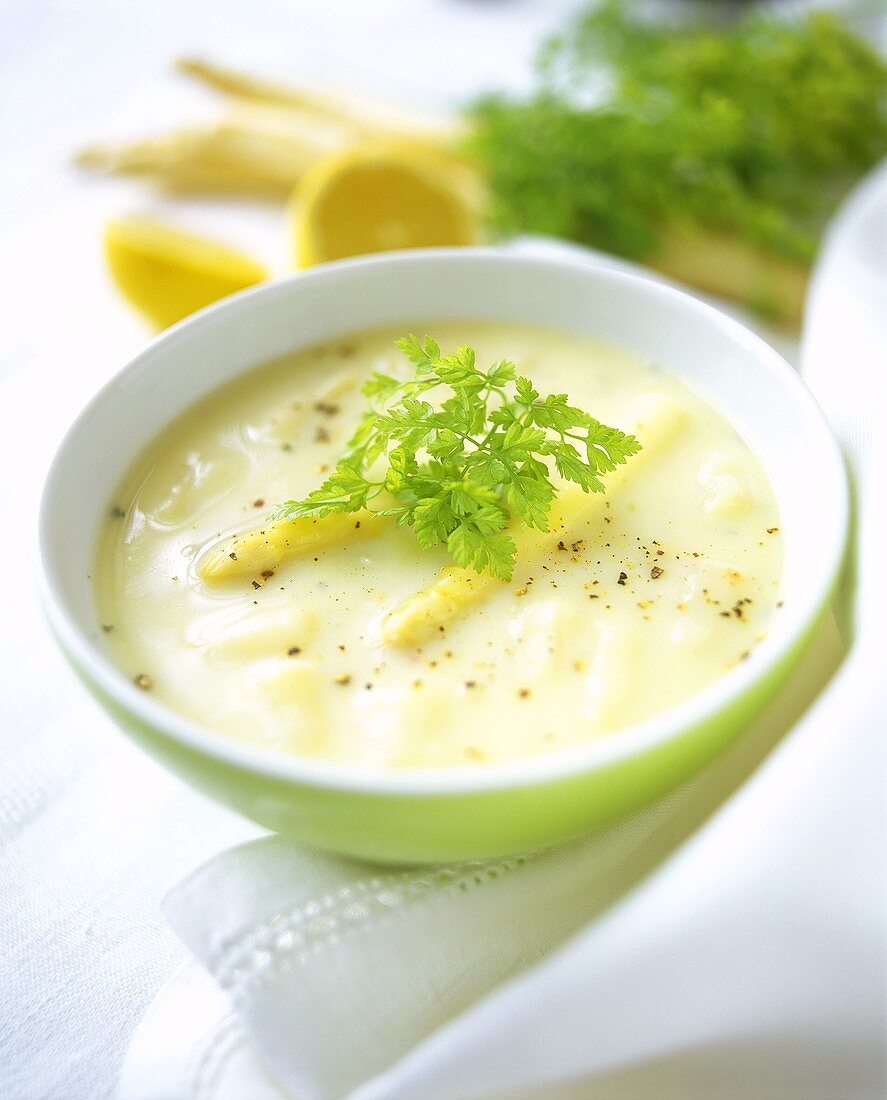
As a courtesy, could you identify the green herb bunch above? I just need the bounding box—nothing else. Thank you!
[272,336,641,580]
[466,1,887,265]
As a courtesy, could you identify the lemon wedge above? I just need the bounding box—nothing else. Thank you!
[104,216,267,328]
[290,142,481,267]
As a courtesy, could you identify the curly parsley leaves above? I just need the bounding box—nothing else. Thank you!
[272,336,641,580]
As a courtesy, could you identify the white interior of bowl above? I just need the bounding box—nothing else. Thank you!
[38,249,848,793]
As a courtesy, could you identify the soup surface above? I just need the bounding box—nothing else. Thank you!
[96,321,782,767]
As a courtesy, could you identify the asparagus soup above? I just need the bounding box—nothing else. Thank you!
[95,321,782,767]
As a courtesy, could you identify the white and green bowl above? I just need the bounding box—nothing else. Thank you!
[38,250,847,863]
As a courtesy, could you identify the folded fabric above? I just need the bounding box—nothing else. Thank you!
[154,165,887,1100]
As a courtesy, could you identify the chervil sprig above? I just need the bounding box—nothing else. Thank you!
[271,336,641,580]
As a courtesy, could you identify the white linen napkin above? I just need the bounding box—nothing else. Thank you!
[134,165,886,1100]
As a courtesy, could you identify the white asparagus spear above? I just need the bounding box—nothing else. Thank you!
[75,105,351,195]
[196,510,375,581]
[175,57,462,146]
[653,227,808,328]
[381,393,688,648]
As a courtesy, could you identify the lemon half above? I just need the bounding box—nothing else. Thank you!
[104,215,267,328]
[291,142,481,267]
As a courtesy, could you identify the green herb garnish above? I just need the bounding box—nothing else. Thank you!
[466,1,887,267]
[272,336,641,580]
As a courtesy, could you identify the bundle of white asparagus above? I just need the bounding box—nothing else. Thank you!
[76,57,463,196]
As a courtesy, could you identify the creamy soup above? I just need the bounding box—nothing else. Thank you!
[95,322,782,767]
